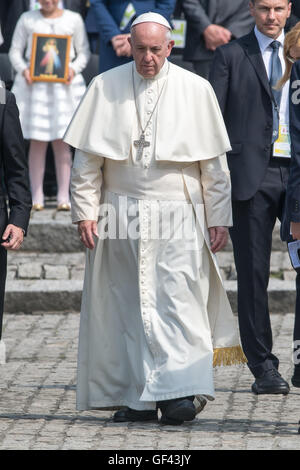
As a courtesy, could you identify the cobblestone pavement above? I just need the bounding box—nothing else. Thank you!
[0,312,300,451]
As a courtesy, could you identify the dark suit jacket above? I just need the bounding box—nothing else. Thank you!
[0,0,87,53]
[281,61,300,240]
[0,90,31,234]
[0,89,31,333]
[209,30,275,201]
[182,0,254,62]
[89,0,176,72]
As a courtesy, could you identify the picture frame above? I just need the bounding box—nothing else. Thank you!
[30,33,71,83]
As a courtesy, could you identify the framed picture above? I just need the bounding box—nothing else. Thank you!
[30,33,71,83]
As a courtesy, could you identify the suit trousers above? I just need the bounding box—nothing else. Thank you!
[0,209,8,340]
[230,160,290,378]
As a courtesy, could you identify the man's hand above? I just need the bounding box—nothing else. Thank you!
[203,24,232,51]
[22,68,33,85]
[209,226,229,253]
[1,224,24,250]
[111,34,132,57]
[77,220,99,250]
[291,221,300,240]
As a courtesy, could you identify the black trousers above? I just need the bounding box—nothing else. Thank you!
[0,209,8,340]
[230,161,294,377]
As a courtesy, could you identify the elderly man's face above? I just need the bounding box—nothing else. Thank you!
[129,23,174,78]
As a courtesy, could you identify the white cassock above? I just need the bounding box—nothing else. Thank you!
[64,60,246,411]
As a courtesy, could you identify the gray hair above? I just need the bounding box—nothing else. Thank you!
[131,23,172,42]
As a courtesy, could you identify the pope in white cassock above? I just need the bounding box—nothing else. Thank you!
[64,12,246,425]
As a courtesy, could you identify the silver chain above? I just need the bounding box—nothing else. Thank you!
[132,62,170,135]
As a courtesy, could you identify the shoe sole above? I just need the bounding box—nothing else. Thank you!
[251,385,290,395]
[113,416,158,423]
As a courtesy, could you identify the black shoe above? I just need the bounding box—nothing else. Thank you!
[158,396,196,425]
[291,365,300,388]
[113,407,158,423]
[251,369,290,395]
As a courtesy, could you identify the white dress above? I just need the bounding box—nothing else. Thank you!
[9,9,90,141]
[69,63,245,411]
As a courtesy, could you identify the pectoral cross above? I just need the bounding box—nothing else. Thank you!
[134,133,150,160]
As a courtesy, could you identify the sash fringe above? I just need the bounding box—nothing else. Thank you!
[213,345,247,367]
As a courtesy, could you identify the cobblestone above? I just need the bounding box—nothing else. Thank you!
[0,312,299,450]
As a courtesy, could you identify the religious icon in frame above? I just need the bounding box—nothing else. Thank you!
[30,33,71,83]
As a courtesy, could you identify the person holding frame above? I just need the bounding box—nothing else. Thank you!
[8,0,90,211]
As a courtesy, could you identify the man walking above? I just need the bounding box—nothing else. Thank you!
[64,12,246,424]
[210,0,292,394]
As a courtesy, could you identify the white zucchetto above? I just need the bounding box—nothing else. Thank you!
[131,12,171,30]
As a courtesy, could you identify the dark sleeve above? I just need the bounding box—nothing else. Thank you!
[153,0,177,19]
[2,91,32,232]
[181,0,211,34]
[208,46,230,114]
[286,61,300,222]
[89,0,121,44]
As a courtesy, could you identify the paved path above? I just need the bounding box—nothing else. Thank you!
[0,312,300,450]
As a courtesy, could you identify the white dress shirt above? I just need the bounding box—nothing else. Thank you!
[254,25,289,127]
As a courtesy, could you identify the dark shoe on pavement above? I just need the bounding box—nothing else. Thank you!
[113,407,158,423]
[251,369,290,395]
[291,365,300,388]
[158,396,196,425]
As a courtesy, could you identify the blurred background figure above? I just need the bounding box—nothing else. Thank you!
[8,0,90,211]
[288,0,300,28]
[89,0,176,73]
[0,0,90,202]
[181,0,254,79]
[0,0,88,54]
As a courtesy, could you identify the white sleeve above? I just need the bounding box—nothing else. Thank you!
[70,14,91,75]
[71,149,104,223]
[8,15,29,74]
[199,154,233,228]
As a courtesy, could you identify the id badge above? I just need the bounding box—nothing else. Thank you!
[273,123,291,159]
[120,3,136,30]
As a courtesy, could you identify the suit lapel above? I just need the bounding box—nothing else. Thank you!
[239,30,272,100]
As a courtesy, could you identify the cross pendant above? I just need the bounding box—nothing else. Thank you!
[134,133,150,160]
